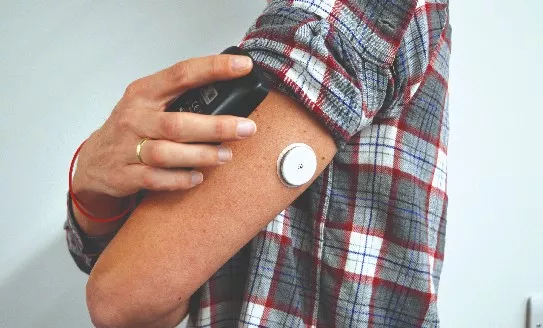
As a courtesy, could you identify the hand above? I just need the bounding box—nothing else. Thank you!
[72,54,256,199]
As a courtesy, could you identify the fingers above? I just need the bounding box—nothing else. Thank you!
[140,54,253,100]
[126,165,204,191]
[112,105,257,142]
[138,111,257,143]
[134,139,233,167]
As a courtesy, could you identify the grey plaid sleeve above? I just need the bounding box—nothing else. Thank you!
[239,0,417,145]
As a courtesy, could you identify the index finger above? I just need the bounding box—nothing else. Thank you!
[147,54,253,101]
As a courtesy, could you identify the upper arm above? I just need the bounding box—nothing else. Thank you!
[86,90,337,325]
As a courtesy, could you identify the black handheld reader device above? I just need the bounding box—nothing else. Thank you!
[165,46,269,117]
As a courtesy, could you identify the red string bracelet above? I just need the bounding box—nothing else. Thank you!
[69,138,135,223]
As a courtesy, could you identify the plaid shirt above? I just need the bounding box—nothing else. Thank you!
[65,0,451,327]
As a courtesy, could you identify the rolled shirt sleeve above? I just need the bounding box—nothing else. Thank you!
[239,0,417,145]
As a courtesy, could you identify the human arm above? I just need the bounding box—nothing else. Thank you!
[64,53,259,274]
[63,54,262,328]
[65,193,190,328]
[67,53,256,238]
[86,89,337,327]
[85,0,417,326]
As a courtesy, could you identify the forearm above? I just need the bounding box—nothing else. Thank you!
[66,185,191,327]
[65,176,141,275]
[86,90,337,326]
[64,177,134,274]
[64,192,126,275]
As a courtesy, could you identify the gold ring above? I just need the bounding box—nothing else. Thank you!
[136,138,150,165]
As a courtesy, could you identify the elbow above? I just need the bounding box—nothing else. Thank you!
[86,272,190,328]
[86,273,150,328]
[86,277,129,328]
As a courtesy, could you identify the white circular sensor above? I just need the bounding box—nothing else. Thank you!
[277,143,317,187]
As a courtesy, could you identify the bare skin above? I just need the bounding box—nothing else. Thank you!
[71,53,337,327]
[71,54,259,327]
[86,90,337,327]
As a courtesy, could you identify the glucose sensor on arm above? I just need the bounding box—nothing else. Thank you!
[277,143,317,188]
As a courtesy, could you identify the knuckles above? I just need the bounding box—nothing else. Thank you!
[114,110,134,132]
[123,79,144,99]
[104,168,124,193]
[169,61,189,86]
[159,114,182,140]
[141,166,159,190]
[147,142,167,167]
[177,174,193,190]
[214,117,237,140]
[212,55,232,77]
[213,119,227,140]
[195,146,218,164]
[210,56,223,77]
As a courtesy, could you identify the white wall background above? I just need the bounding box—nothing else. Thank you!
[0,1,541,327]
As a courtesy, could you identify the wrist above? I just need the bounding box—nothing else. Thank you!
[69,138,134,235]
[72,174,131,219]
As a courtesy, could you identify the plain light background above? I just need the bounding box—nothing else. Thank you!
[0,1,541,327]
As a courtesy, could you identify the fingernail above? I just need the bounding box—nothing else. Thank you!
[231,56,252,72]
[191,171,203,186]
[237,120,257,138]
[218,146,232,163]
